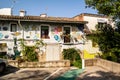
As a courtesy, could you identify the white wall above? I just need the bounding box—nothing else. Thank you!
[0,8,12,15]
[84,16,113,31]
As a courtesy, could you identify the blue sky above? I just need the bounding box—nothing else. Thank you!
[0,0,97,17]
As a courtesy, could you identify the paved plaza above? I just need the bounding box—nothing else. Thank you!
[0,66,120,80]
[0,66,69,80]
[77,66,120,80]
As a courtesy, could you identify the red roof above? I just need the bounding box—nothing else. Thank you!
[0,15,88,24]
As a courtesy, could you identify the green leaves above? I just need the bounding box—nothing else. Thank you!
[87,23,120,62]
[62,48,82,68]
[85,0,120,62]
[85,0,120,19]
[19,39,45,62]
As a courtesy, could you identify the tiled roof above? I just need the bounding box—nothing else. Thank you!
[74,13,108,18]
[0,15,88,24]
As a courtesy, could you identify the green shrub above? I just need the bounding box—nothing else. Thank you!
[19,39,45,62]
[23,46,38,62]
[62,48,82,68]
[72,60,82,68]
[102,53,117,62]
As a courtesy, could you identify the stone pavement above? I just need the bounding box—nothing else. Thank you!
[0,66,120,80]
[0,66,69,80]
[76,66,120,80]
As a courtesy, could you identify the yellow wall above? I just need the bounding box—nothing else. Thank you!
[83,50,96,59]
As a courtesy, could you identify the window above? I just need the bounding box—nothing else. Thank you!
[98,22,105,27]
[63,27,71,43]
[97,22,107,30]
[41,26,49,39]
[10,24,17,32]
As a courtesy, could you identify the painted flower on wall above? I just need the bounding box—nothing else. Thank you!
[4,35,9,38]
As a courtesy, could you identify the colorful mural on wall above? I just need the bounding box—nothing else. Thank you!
[71,27,84,43]
[11,32,21,38]
[51,26,84,43]
[51,26,62,42]
[0,33,3,39]
[4,35,9,38]
[54,35,60,42]
[33,34,39,40]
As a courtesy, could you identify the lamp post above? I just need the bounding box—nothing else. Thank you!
[82,34,86,69]
[82,43,85,69]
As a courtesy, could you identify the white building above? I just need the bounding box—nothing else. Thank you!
[0,8,87,61]
[73,13,114,32]
[73,13,115,55]
[0,8,12,15]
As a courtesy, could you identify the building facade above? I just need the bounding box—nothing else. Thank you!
[73,13,115,58]
[73,13,114,32]
[0,9,87,61]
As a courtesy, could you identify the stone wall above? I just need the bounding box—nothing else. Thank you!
[85,58,120,74]
[8,60,70,68]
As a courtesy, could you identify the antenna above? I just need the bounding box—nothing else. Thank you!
[45,7,48,14]
[11,0,17,9]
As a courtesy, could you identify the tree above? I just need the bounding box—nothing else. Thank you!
[85,0,120,20]
[85,0,120,62]
[85,0,120,33]
[87,24,120,62]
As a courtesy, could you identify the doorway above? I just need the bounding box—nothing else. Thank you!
[46,43,60,61]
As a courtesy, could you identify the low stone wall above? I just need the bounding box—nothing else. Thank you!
[85,59,97,66]
[85,58,120,74]
[96,59,120,74]
[8,60,70,68]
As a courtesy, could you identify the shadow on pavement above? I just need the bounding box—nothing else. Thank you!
[0,65,20,77]
[77,71,120,80]
[15,70,51,80]
[0,67,70,80]
[0,68,58,80]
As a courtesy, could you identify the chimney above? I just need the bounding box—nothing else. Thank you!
[40,14,47,17]
[0,8,12,15]
[20,10,26,16]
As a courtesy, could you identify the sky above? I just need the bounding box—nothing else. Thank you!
[0,0,98,17]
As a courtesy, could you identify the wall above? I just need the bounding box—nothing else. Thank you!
[83,40,101,58]
[74,14,115,31]
[0,20,85,62]
[73,14,84,21]
[85,58,120,74]
[0,8,12,15]
[84,16,109,31]
[8,60,70,68]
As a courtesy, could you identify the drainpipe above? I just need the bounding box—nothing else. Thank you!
[18,20,24,40]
